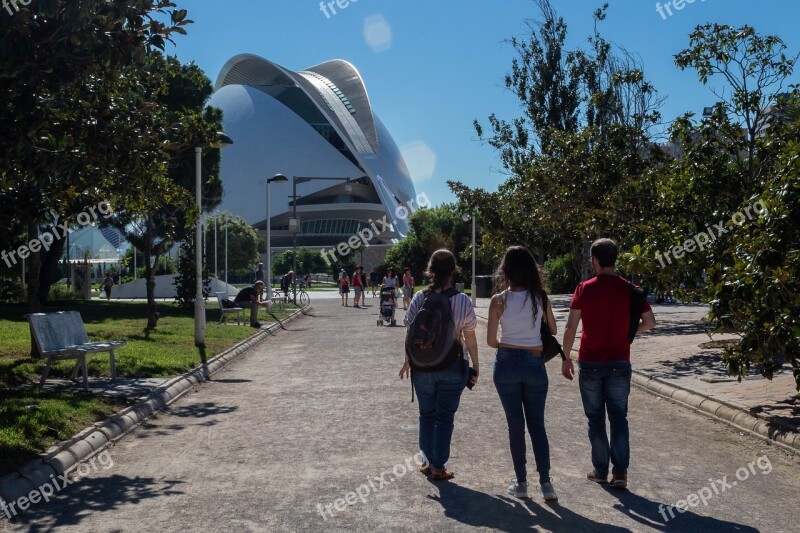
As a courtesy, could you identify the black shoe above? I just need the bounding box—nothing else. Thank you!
[251,322,262,328]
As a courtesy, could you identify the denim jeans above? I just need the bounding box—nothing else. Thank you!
[413,358,468,470]
[578,361,632,476]
[493,348,550,484]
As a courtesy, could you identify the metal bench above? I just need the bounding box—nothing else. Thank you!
[215,291,245,325]
[26,311,126,391]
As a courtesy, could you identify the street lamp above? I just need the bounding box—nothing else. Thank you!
[266,174,288,300]
[290,176,352,303]
[462,213,477,306]
[195,132,233,348]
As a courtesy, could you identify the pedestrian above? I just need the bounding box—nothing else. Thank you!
[369,269,379,296]
[402,267,414,310]
[234,280,271,328]
[399,249,479,481]
[487,246,559,502]
[102,273,114,300]
[280,271,294,302]
[339,269,350,306]
[383,267,398,299]
[352,266,364,308]
[253,263,265,300]
[360,269,368,299]
[561,238,656,489]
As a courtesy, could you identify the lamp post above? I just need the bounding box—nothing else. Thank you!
[224,220,228,288]
[195,133,233,348]
[266,174,288,299]
[290,176,352,303]
[462,213,477,306]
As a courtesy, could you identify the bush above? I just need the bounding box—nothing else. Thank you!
[48,283,78,301]
[543,253,580,294]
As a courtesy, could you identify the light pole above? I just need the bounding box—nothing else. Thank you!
[195,133,233,348]
[462,213,477,306]
[266,174,288,299]
[224,220,229,288]
[290,176,353,303]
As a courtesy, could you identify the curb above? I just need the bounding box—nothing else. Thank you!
[473,314,799,454]
[630,371,799,454]
[0,306,311,507]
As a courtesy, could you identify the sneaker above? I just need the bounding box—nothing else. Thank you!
[587,471,608,484]
[541,480,558,502]
[250,322,262,328]
[507,480,529,498]
[610,473,627,489]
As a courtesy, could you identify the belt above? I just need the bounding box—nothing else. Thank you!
[499,345,543,356]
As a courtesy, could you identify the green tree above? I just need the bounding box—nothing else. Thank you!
[107,53,224,329]
[0,0,190,312]
[205,212,260,276]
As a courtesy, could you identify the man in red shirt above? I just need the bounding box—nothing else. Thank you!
[561,239,656,489]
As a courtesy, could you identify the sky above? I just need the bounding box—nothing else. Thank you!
[165,0,800,206]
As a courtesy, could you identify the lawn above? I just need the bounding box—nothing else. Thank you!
[0,298,301,476]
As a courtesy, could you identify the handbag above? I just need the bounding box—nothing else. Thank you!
[540,292,566,363]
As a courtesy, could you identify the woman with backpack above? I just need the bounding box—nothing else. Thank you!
[487,246,559,502]
[399,249,479,481]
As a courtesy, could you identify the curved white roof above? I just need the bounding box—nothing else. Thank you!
[210,54,417,241]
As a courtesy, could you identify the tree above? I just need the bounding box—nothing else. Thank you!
[0,0,190,312]
[459,1,662,276]
[675,24,798,181]
[205,212,261,275]
[106,53,224,329]
[272,249,329,279]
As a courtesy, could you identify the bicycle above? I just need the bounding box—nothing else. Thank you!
[288,281,310,307]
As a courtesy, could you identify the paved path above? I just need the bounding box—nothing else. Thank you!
[5,300,799,532]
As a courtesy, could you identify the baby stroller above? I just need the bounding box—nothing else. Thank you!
[377,285,397,326]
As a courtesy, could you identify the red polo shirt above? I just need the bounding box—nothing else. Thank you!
[569,274,652,363]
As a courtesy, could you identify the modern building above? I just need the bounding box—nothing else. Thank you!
[208,54,418,249]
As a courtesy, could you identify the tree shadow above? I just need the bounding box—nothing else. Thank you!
[427,480,631,532]
[129,401,239,441]
[605,487,759,532]
[6,474,185,531]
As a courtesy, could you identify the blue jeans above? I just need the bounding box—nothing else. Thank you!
[578,361,632,476]
[493,348,550,484]
[413,358,468,470]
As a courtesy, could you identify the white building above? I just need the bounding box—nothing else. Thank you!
[209,54,418,248]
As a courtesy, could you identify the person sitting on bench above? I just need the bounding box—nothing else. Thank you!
[234,281,271,328]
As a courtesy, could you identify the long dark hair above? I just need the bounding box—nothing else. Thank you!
[493,246,545,328]
[424,249,460,293]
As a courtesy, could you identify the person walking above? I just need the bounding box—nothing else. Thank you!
[402,267,414,310]
[383,267,398,299]
[561,238,656,489]
[234,280,271,328]
[399,249,479,481]
[102,273,114,300]
[487,246,559,502]
[339,270,350,306]
[254,263,265,301]
[352,266,364,308]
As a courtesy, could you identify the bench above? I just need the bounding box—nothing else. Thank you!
[215,291,245,325]
[26,311,126,391]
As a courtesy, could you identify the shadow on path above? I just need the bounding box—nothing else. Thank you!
[7,475,185,532]
[606,487,759,532]
[428,480,631,532]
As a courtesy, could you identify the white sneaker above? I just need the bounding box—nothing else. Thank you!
[507,480,529,498]
[541,480,558,502]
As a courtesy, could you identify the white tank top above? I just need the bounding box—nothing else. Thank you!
[499,290,543,347]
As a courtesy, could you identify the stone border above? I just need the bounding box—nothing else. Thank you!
[631,371,799,454]
[0,306,310,507]
[473,315,798,454]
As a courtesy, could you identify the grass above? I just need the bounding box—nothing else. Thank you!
[0,390,126,476]
[0,298,301,475]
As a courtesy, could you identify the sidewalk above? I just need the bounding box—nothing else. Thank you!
[472,295,799,446]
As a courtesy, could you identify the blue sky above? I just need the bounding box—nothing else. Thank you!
[166,0,800,206]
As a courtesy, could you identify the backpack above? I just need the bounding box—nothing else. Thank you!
[405,288,462,372]
[628,284,646,344]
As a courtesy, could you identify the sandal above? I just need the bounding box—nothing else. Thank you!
[430,469,455,481]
